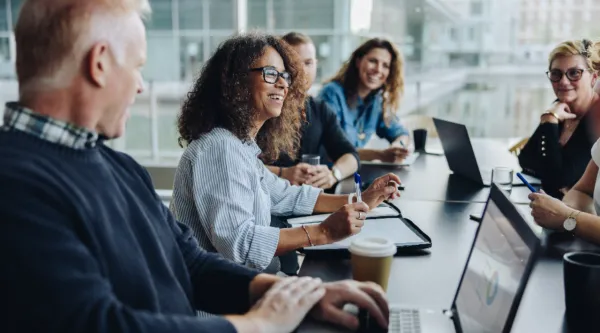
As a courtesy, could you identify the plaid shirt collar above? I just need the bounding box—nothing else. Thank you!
[2,102,99,149]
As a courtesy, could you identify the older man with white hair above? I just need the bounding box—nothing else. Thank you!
[0,1,389,333]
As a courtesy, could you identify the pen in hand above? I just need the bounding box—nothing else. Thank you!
[516,172,537,193]
[354,173,362,203]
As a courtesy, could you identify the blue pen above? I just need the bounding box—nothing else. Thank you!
[516,172,537,192]
[354,173,362,203]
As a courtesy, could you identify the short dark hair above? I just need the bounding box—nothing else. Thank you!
[177,32,307,162]
[281,32,313,46]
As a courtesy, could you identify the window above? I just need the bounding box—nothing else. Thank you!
[248,0,268,28]
[147,0,173,30]
[126,101,152,152]
[0,37,9,62]
[179,0,203,29]
[450,27,458,41]
[272,0,335,30]
[470,1,483,15]
[209,0,234,29]
[468,27,476,42]
[179,37,204,81]
[10,0,22,29]
[0,2,7,31]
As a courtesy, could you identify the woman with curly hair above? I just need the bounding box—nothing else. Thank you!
[172,33,401,273]
[319,38,410,163]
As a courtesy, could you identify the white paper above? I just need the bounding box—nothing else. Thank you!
[360,152,420,167]
[306,218,424,250]
[287,206,399,225]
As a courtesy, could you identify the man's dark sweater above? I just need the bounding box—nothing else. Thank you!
[0,130,259,333]
[273,96,359,167]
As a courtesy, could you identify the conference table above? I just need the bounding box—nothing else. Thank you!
[297,138,590,333]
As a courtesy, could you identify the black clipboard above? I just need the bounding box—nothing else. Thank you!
[297,201,432,256]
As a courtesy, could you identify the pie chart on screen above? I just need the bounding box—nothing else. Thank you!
[485,270,499,305]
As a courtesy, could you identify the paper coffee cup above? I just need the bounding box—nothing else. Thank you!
[349,237,396,291]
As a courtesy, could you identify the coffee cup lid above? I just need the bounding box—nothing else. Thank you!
[349,237,397,257]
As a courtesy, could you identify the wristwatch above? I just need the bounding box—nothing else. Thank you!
[563,210,580,232]
[331,167,343,182]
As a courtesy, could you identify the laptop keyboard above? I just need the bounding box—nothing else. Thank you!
[390,308,422,333]
[359,308,422,333]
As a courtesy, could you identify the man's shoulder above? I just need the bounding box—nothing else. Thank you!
[98,145,156,187]
[0,142,67,201]
[99,144,142,168]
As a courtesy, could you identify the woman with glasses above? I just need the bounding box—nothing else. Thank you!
[172,33,401,274]
[319,38,410,163]
[519,39,600,199]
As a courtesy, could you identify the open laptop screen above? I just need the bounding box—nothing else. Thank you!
[454,199,532,333]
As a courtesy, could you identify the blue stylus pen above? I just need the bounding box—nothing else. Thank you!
[516,172,536,192]
[354,173,362,203]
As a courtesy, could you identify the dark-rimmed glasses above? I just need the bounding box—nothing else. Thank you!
[249,66,292,86]
[546,68,589,83]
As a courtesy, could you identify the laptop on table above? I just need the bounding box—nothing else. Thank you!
[432,118,541,187]
[353,184,541,333]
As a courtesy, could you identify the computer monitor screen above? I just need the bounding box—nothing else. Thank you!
[454,199,532,333]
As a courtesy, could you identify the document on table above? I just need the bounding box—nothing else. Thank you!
[360,152,420,167]
[287,206,399,225]
[305,218,424,250]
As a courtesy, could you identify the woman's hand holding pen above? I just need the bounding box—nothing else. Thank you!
[361,173,402,209]
[318,202,370,244]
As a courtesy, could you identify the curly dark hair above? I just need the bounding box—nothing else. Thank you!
[326,38,404,126]
[177,32,307,162]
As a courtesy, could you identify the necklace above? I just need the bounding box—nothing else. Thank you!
[358,121,366,140]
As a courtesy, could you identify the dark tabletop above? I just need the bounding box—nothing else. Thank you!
[299,138,576,332]
[335,139,534,204]
[299,200,568,333]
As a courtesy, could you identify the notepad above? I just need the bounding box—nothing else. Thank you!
[305,218,424,250]
[287,206,399,225]
[361,152,420,167]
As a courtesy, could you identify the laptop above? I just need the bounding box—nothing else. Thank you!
[357,184,541,333]
[432,118,541,187]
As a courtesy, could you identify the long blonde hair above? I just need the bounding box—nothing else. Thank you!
[327,38,404,126]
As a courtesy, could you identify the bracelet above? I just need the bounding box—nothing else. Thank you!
[301,225,314,247]
[542,111,559,122]
[568,210,581,220]
[278,167,283,177]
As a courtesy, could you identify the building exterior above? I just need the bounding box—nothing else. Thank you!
[517,0,600,64]
[0,0,584,164]
[0,0,460,162]
[432,0,520,67]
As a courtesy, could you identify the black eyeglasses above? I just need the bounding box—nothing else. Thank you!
[249,66,292,86]
[546,68,589,83]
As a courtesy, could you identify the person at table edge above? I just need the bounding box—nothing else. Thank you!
[519,39,600,198]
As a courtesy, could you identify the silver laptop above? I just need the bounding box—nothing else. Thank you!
[363,184,541,333]
[433,118,541,187]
